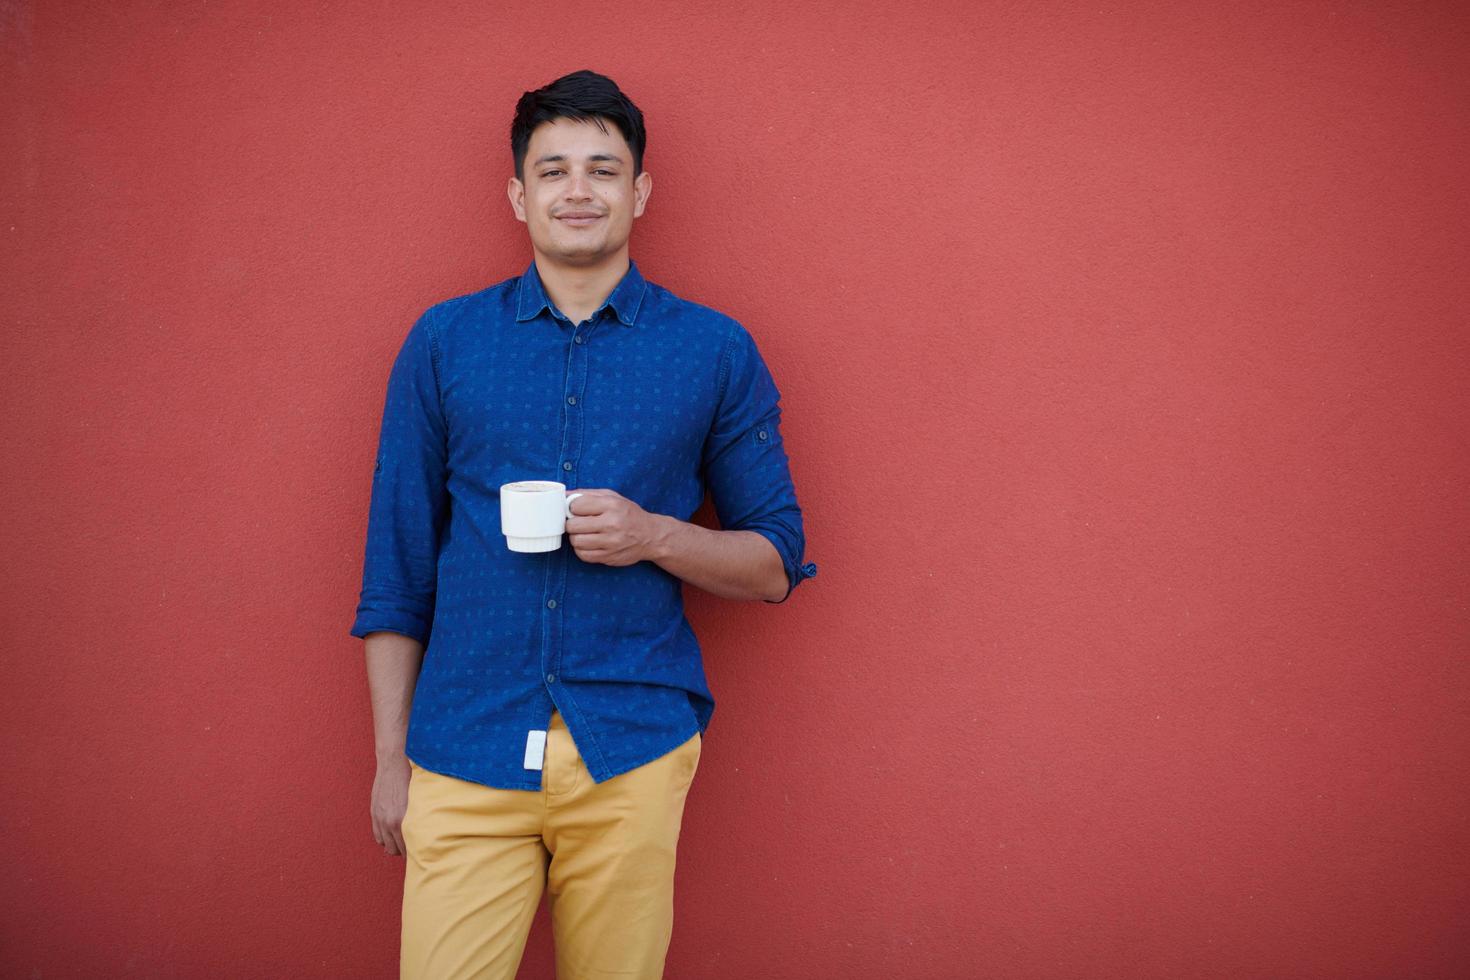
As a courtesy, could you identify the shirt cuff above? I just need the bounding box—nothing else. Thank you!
[741,525,817,604]
[349,604,432,645]
[764,560,818,604]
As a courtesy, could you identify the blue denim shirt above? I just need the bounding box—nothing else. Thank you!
[350,260,816,789]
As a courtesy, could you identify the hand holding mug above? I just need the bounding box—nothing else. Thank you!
[563,489,662,567]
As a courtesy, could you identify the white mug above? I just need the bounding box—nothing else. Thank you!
[500,480,583,553]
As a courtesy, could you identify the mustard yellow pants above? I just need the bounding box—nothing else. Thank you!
[400,710,702,979]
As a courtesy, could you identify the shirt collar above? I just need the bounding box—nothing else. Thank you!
[515,258,648,327]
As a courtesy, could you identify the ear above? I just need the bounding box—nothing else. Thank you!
[632,170,652,218]
[507,176,527,223]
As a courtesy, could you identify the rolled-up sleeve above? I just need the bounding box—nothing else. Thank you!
[700,321,817,604]
[349,309,449,642]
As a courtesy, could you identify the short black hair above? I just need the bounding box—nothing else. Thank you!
[511,70,646,181]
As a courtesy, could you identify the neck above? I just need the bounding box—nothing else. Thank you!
[533,249,630,324]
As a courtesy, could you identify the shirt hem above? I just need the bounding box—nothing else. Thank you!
[405,751,543,792]
[586,724,702,785]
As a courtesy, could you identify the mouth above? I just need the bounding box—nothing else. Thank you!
[555,212,605,227]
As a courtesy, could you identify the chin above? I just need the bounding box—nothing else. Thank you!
[550,242,614,264]
[554,246,603,262]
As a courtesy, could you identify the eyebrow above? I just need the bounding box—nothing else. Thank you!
[532,153,626,166]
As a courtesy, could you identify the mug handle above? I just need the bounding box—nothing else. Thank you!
[564,492,584,520]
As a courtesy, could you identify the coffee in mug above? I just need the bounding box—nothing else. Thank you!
[499,481,584,553]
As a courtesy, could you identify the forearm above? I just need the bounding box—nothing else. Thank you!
[364,631,426,764]
[646,515,788,602]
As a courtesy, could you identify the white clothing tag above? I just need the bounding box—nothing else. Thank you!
[523,730,547,770]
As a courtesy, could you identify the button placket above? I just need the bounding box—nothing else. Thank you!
[545,314,595,692]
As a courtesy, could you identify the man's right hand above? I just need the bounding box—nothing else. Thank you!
[371,755,413,857]
[362,631,425,858]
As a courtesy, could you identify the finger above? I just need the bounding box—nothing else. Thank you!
[392,826,407,857]
[568,491,628,517]
[571,529,631,549]
[568,536,619,551]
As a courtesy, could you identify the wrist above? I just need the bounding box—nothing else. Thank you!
[375,744,408,767]
[644,512,681,564]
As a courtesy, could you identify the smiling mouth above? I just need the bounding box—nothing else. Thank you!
[556,213,605,225]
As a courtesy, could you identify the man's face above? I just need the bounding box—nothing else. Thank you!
[508,117,652,269]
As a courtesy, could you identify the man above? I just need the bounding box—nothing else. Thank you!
[349,70,816,980]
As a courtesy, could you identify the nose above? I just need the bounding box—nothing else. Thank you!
[564,170,593,201]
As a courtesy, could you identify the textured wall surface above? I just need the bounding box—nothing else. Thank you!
[3,1,1468,977]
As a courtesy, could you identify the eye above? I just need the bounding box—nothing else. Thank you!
[594,169,616,176]
[541,169,564,178]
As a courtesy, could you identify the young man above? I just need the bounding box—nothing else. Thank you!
[349,70,817,979]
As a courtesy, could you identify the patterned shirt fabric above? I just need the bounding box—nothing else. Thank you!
[350,259,817,789]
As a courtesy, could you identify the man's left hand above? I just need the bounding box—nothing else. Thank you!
[565,489,664,566]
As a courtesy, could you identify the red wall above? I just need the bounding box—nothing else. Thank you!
[4,2,1468,977]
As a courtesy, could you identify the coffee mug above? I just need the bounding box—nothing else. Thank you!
[500,480,583,553]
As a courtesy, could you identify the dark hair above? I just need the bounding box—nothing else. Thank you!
[511,70,646,181]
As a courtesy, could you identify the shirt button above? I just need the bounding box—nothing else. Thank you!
[547,599,557,609]
[562,461,573,471]
[759,430,769,441]
[574,335,585,345]
[567,396,577,405]
[546,673,556,684]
